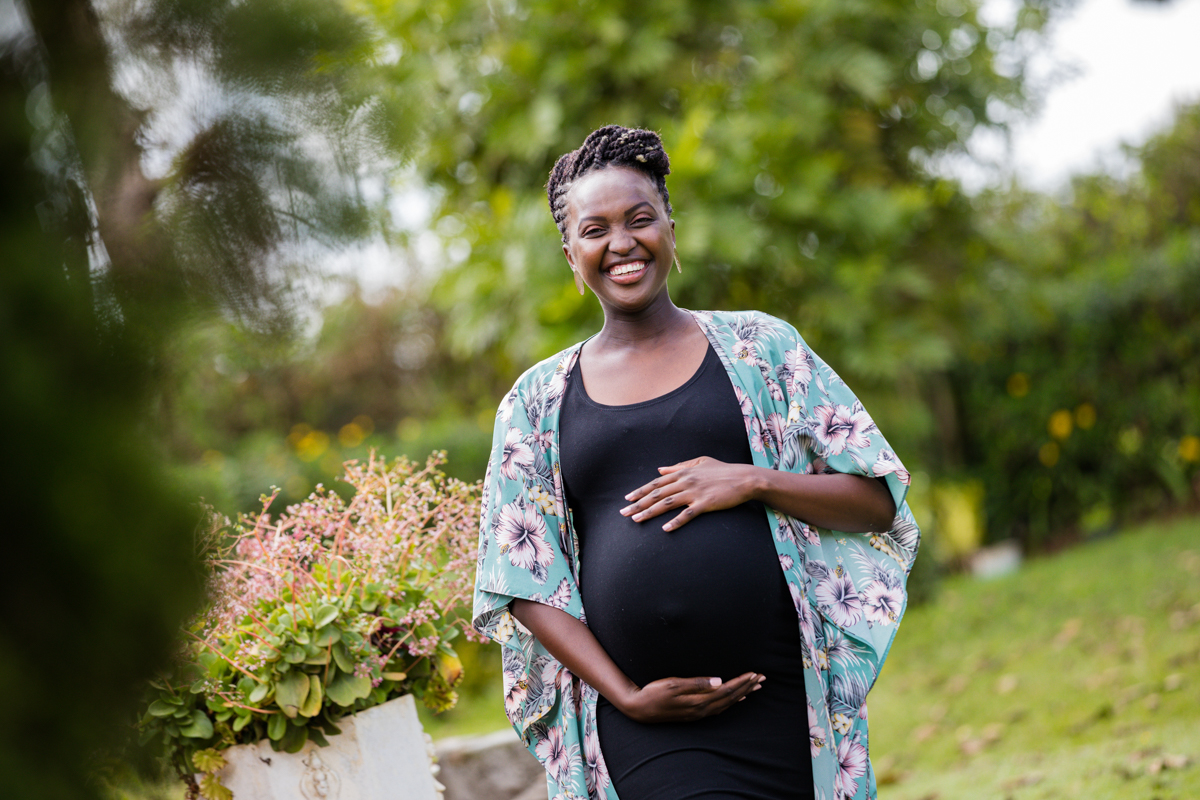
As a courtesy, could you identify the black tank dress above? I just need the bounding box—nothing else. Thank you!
[559,343,814,800]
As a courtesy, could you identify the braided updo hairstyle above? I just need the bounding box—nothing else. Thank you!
[546,125,672,243]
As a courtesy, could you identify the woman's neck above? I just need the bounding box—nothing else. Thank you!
[594,293,692,351]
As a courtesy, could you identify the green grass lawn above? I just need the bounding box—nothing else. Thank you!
[868,514,1200,800]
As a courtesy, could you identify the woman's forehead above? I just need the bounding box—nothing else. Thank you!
[566,167,663,217]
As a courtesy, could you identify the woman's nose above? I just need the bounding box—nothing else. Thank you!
[608,227,635,253]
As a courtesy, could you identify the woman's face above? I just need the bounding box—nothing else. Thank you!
[562,166,676,316]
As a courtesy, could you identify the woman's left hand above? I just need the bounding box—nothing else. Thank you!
[620,457,759,532]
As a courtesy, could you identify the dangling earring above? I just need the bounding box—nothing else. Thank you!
[573,269,586,296]
[673,251,682,274]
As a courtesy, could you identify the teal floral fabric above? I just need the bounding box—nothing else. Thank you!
[473,310,920,800]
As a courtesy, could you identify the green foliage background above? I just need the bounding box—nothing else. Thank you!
[168,0,1198,552]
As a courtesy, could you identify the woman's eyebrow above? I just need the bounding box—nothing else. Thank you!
[577,201,654,228]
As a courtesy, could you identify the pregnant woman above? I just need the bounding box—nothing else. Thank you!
[473,126,921,800]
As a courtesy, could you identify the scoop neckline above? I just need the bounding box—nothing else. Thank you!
[570,342,716,411]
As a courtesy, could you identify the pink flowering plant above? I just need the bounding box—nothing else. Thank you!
[140,452,481,797]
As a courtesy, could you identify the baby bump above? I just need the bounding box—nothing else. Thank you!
[578,501,803,688]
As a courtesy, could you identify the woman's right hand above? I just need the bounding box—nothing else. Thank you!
[511,599,764,725]
[617,672,764,723]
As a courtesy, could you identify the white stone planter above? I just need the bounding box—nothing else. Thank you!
[208,694,444,800]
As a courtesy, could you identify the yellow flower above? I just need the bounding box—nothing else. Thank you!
[1006,373,1029,398]
[832,713,853,735]
[1048,409,1073,440]
[1179,435,1200,463]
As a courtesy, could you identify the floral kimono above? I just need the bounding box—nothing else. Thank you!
[473,309,920,800]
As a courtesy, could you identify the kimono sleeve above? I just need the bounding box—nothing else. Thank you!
[776,330,922,668]
[471,368,588,748]
[473,379,584,635]
[780,335,919,572]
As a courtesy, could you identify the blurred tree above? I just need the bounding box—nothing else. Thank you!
[1,0,416,796]
[951,101,1200,547]
[355,0,1060,471]
[1,6,202,796]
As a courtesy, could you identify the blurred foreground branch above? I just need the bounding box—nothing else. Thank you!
[1,0,407,795]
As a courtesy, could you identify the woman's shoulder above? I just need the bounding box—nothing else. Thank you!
[694,309,803,349]
[501,341,583,404]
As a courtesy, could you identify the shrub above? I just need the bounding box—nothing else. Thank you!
[139,452,481,797]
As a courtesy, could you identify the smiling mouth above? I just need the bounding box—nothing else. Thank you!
[607,261,647,276]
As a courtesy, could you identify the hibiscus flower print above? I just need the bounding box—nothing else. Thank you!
[788,581,805,614]
[731,335,759,366]
[498,390,517,424]
[861,579,904,625]
[808,702,827,758]
[504,679,528,720]
[549,357,576,402]
[583,728,610,795]
[794,518,820,546]
[816,572,864,627]
[811,402,876,456]
[541,658,564,691]
[495,500,553,582]
[777,346,815,397]
[750,417,770,454]
[535,725,571,784]
[872,448,910,485]
[836,736,868,799]
[531,429,554,454]
[501,428,535,480]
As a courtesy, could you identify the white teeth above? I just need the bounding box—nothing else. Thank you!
[609,262,646,276]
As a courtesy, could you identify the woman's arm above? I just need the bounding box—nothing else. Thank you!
[510,598,763,723]
[621,457,896,533]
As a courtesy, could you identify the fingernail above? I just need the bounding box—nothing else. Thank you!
[752,684,762,691]
[624,493,634,501]
[710,677,721,688]
[620,506,631,515]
